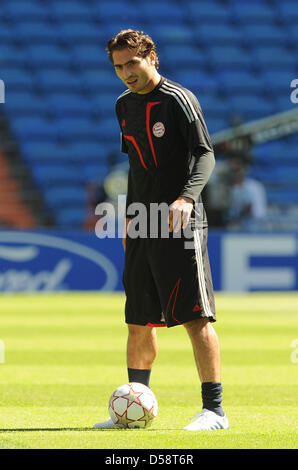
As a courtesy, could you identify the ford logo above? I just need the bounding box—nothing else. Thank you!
[0,231,119,292]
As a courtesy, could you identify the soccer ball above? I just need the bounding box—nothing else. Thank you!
[108,382,158,429]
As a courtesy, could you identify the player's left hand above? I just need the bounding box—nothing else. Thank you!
[168,196,194,233]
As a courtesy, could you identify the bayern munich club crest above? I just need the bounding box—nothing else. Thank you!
[152,122,165,137]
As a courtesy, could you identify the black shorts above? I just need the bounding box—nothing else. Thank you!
[122,227,216,328]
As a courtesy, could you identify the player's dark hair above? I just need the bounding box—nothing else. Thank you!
[106,29,159,70]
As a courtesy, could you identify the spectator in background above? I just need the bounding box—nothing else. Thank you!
[225,153,267,228]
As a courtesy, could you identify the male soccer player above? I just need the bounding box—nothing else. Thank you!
[94,30,229,431]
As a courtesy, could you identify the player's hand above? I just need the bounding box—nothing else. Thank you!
[168,197,193,233]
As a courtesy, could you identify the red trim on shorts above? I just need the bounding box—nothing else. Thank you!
[146,101,160,167]
[165,277,182,325]
[146,322,167,327]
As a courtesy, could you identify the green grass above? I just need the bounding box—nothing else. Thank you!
[0,292,297,449]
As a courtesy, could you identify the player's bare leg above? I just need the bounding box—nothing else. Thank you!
[183,318,229,431]
[127,324,158,369]
[184,318,220,382]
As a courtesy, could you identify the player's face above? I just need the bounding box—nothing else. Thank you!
[112,48,159,94]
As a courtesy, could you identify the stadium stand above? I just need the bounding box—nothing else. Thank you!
[0,0,297,229]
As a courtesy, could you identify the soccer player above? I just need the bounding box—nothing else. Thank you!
[94,30,229,431]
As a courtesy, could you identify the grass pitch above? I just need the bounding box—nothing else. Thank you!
[0,292,297,449]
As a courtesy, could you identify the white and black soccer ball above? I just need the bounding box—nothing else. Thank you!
[108,382,158,429]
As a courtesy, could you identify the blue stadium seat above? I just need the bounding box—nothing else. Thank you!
[32,164,83,187]
[43,185,87,209]
[139,2,186,21]
[219,71,261,94]
[278,2,298,24]
[174,70,219,93]
[194,24,243,46]
[232,3,277,24]
[0,45,27,66]
[188,1,231,23]
[196,95,229,119]
[47,93,93,117]
[11,116,57,141]
[49,1,95,20]
[57,21,108,44]
[4,1,49,20]
[63,142,109,163]
[95,1,141,21]
[56,117,101,141]
[92,93,119,116]
[71,44,109,67]
[55,207,86,227]
[241,24,289,46]
[228,94,277,120]
[148,25,194,45]
[253,46,297,69]
[160,45,206,68]
[22,142,69,163]
[205,118,228,134]
[96,117,120,142]
[261,70,296,93]
[82,163,110,182]
[0,21,16,43]
[49,93,89,116]
[26,44,71,67]
[0,67,35,91]
[36,69,83,92]
[13,21,59,44]
[208,46,253,70]
[80,69,122,92]
[4,91,48,116]
[275,93,297,112]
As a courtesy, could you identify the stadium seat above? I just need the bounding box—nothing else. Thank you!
[208,46,253,70]
[187,1,231,23]
[4,91,48,116]
[56,117,101,141]
[232,3,277,24]
[278,1,298,24]
[63,142,109,163]
[71,44,109,67]
[0,21,17,42]
[95,1,141,21]
[11,116,57,141]
[139,2,186,21]
[80,69,122,92]
[26,44,71,67]
[160,45,206,68]
[22,142,69,163]
[219,71,261,94]
[194,24,243,46]
[47,93,93,117]
[57,21,108,45]
[228,94,277,120]
[48,1,95,20]
[43,185,87,209]
[174,70,219,92]
[148,25,194,45]
[0,67,35,91]
[36,69,83,93]
[92,93,120,116]
[253,46,297,69]
[55,207,87,227]
[0,45,27,66]
[32,164,83,187]
[13,21,59,44]
[3,1,50,20]
[241,24,289,46]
